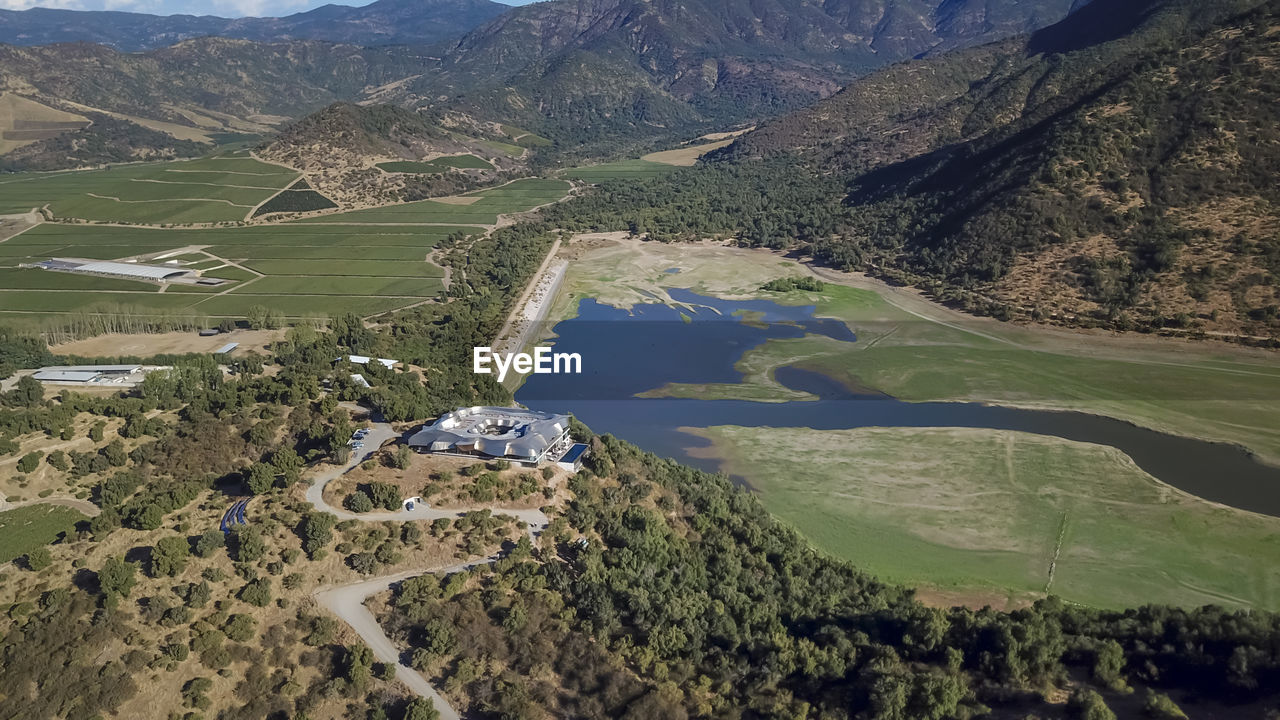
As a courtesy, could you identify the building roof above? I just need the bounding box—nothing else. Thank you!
[345,355,398,368]
[408,406,570,460]
[48,258,193,281]
[32,370,104,382]
[38,364,141,373]
[214,342,239,354]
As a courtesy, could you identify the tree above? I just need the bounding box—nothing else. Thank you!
[231,525,265,562]
[1068,689,1116,720]
[10,375,43,407]
[225,613,256,642]
[246,462,277,495]
[273,446,304,483]
[403,698,440,720]
[194,528,225,558]
[23,547,52,571]
[97,556,137,597]
[392,445,413,470]
[46,450,69,472]
[246,305,271,330]
[369,481,400,511]
[348,553,377,575]
[238,577,272,607]
[16,451,41,473]
[151,536,190,577]
[103,439,127,467]
[89,420,105,443]
[345,491,374,513]
[298,512,336,559]
[1093,639,1127,690]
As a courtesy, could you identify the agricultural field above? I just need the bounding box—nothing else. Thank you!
[562,158,679,183]
[0,175,573,327]
[0,94,89,155]
[0,153,298,222]
[376,154,495,173]
[294,177,570,225]
[0,504,86,564]
[696,425,1280,611]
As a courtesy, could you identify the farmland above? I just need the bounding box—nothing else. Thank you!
[0,171,573,328]
[0,153,298,223]
[696,425,1280,611]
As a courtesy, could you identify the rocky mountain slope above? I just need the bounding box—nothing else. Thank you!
[0,0,507,52]
[718,0,1280,339]
[380,0,1078,148]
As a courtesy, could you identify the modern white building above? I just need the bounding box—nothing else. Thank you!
[408,406,572,466]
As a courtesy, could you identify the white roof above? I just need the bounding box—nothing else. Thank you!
[38,364,141,373]
[350,373,371,388]
[54,258,193,281]
[33,370,102,382]
[214,343,238,354]
[345,355,398,368]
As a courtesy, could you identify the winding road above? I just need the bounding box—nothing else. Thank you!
[306,417,550,718]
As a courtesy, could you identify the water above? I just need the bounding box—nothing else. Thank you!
[516,290,1280,517]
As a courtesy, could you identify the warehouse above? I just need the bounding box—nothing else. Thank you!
[31,364,155,386]
[408,406,572,466]
[33,258,195,282]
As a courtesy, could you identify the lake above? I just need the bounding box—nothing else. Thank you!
[515,289,1280,517]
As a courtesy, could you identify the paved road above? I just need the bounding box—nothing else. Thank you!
[305,416,551,717]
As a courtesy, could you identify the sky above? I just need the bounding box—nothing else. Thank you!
[0,0,535,16]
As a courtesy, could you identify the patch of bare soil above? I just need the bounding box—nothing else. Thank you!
[51,328,283,357]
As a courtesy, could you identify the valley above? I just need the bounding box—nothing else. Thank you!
[1,0,1278,718]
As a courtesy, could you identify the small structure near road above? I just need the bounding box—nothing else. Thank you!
[408,406,571,466]
[341,355,399,370]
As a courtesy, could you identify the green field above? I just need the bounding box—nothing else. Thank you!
[376,154,495,173]
[0,504,85,564]
[562,158,679,183]
[699,425,1280,611]
[0,154,298,223]
[296,178,569,226]
[0,171,569,324]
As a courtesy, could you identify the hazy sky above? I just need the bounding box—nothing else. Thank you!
[0,0,537,16]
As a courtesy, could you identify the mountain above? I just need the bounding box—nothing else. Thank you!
[259,102,521,205]
[0,0,507,52]
[714,0,1280,339]
[363,0,1080,148]
[0,38,425,140]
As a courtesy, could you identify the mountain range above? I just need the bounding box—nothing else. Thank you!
[0,0,508,51]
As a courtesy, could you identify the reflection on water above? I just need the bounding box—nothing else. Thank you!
[516,290,1280,518]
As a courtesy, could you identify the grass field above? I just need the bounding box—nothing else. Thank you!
[562,159,679,183]
[376,154,495,173]
[0,504,85,564]
[696,425,1280,611]
[0,154,297,222]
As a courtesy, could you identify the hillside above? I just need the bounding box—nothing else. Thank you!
[0,0,507,52]
[367,0,1079,150]
[553,0,1280,340]
[259,103,521,205]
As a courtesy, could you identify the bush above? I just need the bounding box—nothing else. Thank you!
[238,578,272,607]
[23,547,52,571]
[345,491,374,513]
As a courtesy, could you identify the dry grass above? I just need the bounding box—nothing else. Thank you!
[0,93,88,154]
[51,328,284,357]
[641,139,735,166]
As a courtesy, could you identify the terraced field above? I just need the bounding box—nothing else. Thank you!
[0,154,298,222]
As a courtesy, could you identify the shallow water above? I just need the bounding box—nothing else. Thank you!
[516,290,1280,517]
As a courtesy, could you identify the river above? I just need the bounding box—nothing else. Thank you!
[515,289,1280,517]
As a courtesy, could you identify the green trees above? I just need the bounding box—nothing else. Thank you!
[345,491,375,513]
[238,577,272,607]
[194,528,225,558]
[231,525,266,563]
[23,547,52,571]
[402,698,440,720]
[369,481,400,510]
[151,536,190,577]
[16,451,42,473]
[1067,689,1116,720]
[298,512,336,559]
[97,556,137,598]
[246,462,277,495]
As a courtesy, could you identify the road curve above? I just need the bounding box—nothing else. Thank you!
[306,417,551,716]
